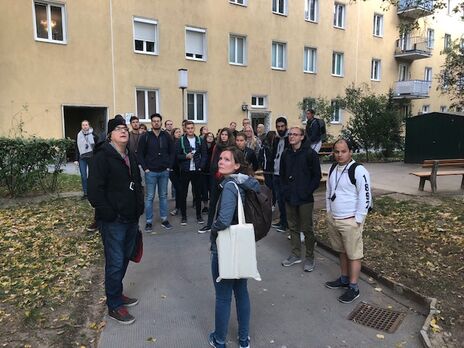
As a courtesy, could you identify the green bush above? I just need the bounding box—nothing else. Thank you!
[0,137,74,197]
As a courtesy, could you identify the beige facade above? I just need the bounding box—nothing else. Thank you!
[1,0,463,139]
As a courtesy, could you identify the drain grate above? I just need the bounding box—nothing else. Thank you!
[348,302,407,333]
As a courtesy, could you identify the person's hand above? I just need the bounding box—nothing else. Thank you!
[73,161,78,166]
[145,169,150,173]
[186,152,193,159]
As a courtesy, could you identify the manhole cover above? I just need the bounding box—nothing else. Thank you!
[348,302,407,333]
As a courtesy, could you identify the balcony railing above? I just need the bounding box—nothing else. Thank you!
[394,36,432,61]
[393,80,431,99]
[397,0,434,18]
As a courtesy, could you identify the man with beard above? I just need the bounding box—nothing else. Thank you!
[128,116,142,155]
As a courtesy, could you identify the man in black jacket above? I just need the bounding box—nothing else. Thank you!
[280,126,321,272]
[88,118,144,325]
[137,113,175,232]
[304,109,322,152]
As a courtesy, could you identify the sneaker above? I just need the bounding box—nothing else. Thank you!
[108,306,135,325]
[303,258,315,272]
[144,223,152,232]
[238,336,251,348]
[198,226,211,234]
[338,287,360,304]
[287,234,291,240]
[86,221,98,232]
[325,277,350,289]
[272,223,286,233]
[272,205,276,212]
[170,208,179,216]
[197,216,205,224]
[181,218,187,226]
[161,220,173,229]
[281,255,302,267]
[121,295,139,307]
[202,206,209,213]
[208,332,225,348]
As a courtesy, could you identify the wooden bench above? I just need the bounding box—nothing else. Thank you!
[409,159,464,193]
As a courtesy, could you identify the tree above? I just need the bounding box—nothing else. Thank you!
[438,40,464,109]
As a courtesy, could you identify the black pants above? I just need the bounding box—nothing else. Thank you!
[170,170,181,209]
[206,176,221,227]
[180,171,202,219]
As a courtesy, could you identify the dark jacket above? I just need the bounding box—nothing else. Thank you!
[202,141,215,173]
[258,143,274,173]
[305,118,321,144]
[176,135,207,172]
[280,145,321,206]
[241,147,259,172]
[88,142,144,223]
[137,130,174,172]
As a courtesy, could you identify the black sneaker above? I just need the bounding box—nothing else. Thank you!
[161,220,173,229]
[197,216,205,224]
[121,295,139,307]
[108,306,135,325]
[181,218,187,226]
[208,332,225,348]
[202,207,209,213]
[338,287,360,304]
[86,221,98,232]
[272,223,286,233]
[325,277,350,289]
[170,208,179,216]
[198,225,211,234]
[144,223,152,232]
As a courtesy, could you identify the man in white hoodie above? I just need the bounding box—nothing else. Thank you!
[325,139,372,304]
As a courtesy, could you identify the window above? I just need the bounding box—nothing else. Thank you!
[251,96,267,108]
[371,59,381,81]
[136,89,159,120]
[186,27,207,60]
[427,29,435,48]
[304,47,317,73]
[230,0,247,5]
[187,92,207,122]
[133,18,158,54]
[229,35,246,65]
[331,101,342,123]
[332,52,344,76]
[305,0,318,22]
[422,105,430,113]
[272,41,286,70]
[444,34,451,50]
[33,2,66,43]
[272,0,287,15]
[333,3,345,29]
[440,105,448,112]
[373,14,383,37]
[424,67,432,82]
[398,64,409,81]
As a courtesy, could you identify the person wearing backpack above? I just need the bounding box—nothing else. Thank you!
[280,126,322,271]
[325,139,372,304]
[304,108,326,153]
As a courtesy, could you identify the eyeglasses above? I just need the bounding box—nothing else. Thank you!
[113,126,128,133]
[288,132,303,137]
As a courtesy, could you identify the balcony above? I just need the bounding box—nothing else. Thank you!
[394,36,432,61]
[393,80,431,99]
[397,0,434,18]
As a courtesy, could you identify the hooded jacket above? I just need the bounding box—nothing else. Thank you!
[88,142,144,223]
[175,135,208,172]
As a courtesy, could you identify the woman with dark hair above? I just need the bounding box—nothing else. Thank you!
[208,147,259,348]
[198,128,235,233]
[258,130,277,206]
[200,132,216,213]
[169,128,182,216]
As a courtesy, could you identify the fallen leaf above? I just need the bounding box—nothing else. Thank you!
[376,334,385,339]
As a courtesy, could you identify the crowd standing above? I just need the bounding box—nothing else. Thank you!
[80,109,371,348]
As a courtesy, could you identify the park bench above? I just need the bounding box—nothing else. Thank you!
[409,159,464,193]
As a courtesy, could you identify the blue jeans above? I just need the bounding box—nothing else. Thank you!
[78,158,90,195]
[100,221,138,310]
[273,175,287,228]
[211,251,250,346]
[145,170,169,223]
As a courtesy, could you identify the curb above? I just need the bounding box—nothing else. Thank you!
[316,237,438,348]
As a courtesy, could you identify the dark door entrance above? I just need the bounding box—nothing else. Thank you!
[250,112,270,133]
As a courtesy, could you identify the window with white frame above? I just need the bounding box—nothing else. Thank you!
[424,67,432,82]
[229,34,246,65]
[133,18,158,54]
[333,3,345,29]
[136,89,159,120]
[444,34,451,50]
[440,105,448,112]
[272,41,286,70]
[427,29,435,48]
[272,0,287,15]
[422,105,430,113]
[185,27,207,60]
[33,2,66,43]
[305,0,318,22]
[373,14,383,37]
[251,96,267,108]
[371,59,381,81]
[331,100,342,123]
[304,47,317,73]
[332,52,344,76]
[230,0,247,5]
[398,64,409,81]
[187,92,207,122]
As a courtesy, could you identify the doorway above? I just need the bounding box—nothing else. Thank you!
[250,112,271,133]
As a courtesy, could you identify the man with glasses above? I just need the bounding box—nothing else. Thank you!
[88,117,144,324]
[137,113,175,232]
[279,126,321,271]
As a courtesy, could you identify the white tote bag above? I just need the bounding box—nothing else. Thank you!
[216,182,261,282]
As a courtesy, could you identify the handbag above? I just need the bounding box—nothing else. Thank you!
[130,229,143,263]
[215,182,261,282]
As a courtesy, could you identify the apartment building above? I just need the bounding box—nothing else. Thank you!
[1,0,463,139]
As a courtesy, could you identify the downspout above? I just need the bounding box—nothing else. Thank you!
[109,0,116,118]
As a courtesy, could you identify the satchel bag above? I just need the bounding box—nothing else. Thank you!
[130,229,143,263]
[215,182,261,282]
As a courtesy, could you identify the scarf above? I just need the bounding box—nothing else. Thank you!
[77,128,95,157]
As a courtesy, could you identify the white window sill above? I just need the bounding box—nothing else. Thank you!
[251,106,266,109]
[304,70,317,74]
[305,19,318,23]
[370,78,381,82]
[230,2,247,7]
[373,34,383,38]
[330,121,342,125]
[134,50,158,56]
[229,62,247,67]
[35,38,67,45]
[188,119,208,124]
[186,56,207,62]
[331,74,344,78]
[272,67,287,71]
[333,26,345,30]
[272,11,288,17]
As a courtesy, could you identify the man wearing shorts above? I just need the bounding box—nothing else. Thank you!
[325,139,372,304]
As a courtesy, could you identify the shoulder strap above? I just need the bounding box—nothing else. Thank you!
[329,162,337,177]
[348,162,361,185]
[180,135,187,154]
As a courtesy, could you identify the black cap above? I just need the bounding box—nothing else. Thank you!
[107,118,126,134]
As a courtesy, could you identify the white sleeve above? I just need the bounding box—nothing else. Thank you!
[354,166,371,223]
[326,170,332,213]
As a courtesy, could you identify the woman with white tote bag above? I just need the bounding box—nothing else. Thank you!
[208,147,260,348]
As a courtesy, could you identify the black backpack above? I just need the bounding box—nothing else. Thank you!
[244,185,273,241]
[317,118,327,142]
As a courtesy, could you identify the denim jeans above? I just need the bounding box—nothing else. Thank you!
[145,170,169,223]
[78,158,90,195]
[100,221,138,310]
[273,175,287,228]
[211,251,250,345]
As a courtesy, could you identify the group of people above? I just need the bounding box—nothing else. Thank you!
[79,109,371,348]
